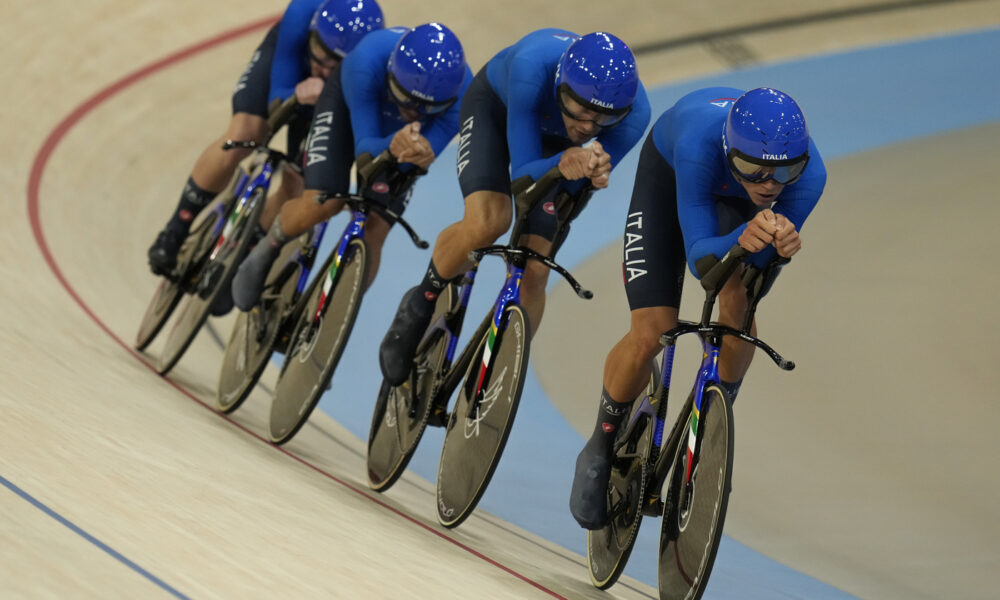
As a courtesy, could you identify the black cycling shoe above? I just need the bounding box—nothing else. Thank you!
[209,285,235,316]
[378,287,434,387]
[570,440,613,530]
[232,240,279,312]
[147,229,184,276]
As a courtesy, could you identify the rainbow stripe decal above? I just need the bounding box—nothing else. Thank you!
[472,271,522,398]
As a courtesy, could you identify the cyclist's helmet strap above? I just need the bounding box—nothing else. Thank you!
[387,23,467,104]
[309,0,385,58]
[723,87,809,163]
[554,32,639,114]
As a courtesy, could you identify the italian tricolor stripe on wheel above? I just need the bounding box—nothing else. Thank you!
[473,321,499,397]
[314,254,341,322]
[685,402,700,483]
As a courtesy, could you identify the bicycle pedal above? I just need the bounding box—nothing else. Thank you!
[641,496,663,517]
[426,407,448,428]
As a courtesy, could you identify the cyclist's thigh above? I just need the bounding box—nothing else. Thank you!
[302,66,353,197]
[231,23,280,122]
[623,133,686,311]
[456,68,511,199]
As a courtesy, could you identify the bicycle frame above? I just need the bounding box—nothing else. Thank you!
[310,210,368,322]
[210,152,280,261]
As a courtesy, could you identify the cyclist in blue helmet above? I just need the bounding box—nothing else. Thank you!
[146,0,383,286]
[569,87,827,529]
[230,24,472,311]
[377,29,650,388]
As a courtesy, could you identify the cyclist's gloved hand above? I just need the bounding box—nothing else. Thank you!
[586,140,611,189]
[294,77,325,105]
[390,122,435,170]
[738,209,778,253]
[772,213,801,258]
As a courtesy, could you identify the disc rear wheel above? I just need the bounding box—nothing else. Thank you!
[215,236,306,413]
[367,285,455,491]
[135,206,221,351]
[157,187,265,375]
[587,363,660,589]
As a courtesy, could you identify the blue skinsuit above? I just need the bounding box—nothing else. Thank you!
[268,0,323,104]
[484,28,651,188]
[340,27,473,163]
[651,87,827,272]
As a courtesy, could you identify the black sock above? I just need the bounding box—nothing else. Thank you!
[720,379,742,405]
[166,177,218,235]
[413,259,448,309]
[586,388,632,455]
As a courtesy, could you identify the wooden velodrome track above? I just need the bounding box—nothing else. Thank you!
[4,0,1000,598]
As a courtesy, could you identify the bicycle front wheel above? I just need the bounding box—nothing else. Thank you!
[587,363,660,589]
[436,304,529,528]
[268,238,368,444]
[367,284,455,492]
[658,384,734,600]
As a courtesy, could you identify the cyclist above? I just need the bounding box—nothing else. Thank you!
[146,0,385,280]
[230,23,472,309]
[569,87,827,529]
[378,29,651,386]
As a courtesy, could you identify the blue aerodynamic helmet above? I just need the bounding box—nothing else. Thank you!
[386,23,467,115]
[309,0,385,58]
[555,32,638,127]
[723,87,810,185]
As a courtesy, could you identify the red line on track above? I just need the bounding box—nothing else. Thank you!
[25,17,569,600]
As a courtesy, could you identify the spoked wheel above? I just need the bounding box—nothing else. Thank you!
[658,384,734,600]
[157,187,265,375]
[135,206,222,351]
[268,238,368,444]
[436,305,530,528]
[367,285,456,491]
[587,364,660,590]
[215,236,307,414]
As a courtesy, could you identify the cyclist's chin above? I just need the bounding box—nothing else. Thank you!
[568,130,596,145]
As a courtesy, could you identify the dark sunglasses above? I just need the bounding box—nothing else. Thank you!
[386,72,457,116]
[727,149,809,185]
[556,83,631,128]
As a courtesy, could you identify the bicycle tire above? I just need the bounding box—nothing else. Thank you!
[157,186,266,375]
[267,238,368,444]
[587,363,660,589]
[366,285,456,492]
[215,236,307,414]
[658,384,734,600]
[135,207,221,351]
[436,304,530,529]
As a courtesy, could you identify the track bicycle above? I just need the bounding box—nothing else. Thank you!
[260,152,428,444]
[586,244,794,599]
[138,99,298,375]
[367,167,594,528]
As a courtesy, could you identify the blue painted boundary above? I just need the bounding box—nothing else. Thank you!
[0,474,189,599]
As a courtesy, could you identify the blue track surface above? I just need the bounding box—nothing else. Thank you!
[310,27,1000,597]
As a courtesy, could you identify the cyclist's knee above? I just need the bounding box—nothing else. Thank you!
[226,112,268,144]
[521,261,551,295]
[626,307,678,358]
[462,191,511,244]
[718,275,749,326]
